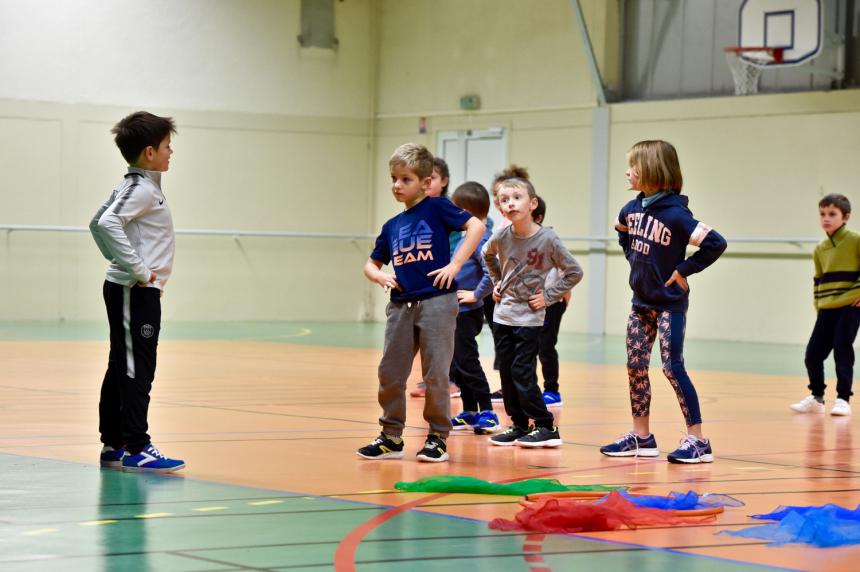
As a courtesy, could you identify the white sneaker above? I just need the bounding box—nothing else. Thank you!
[790,395,825,413]
[831,398,852,416]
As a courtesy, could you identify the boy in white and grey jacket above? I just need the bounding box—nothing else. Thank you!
[89,111,184,473]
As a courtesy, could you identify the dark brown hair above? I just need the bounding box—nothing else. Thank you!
[820,193,851,215]
[451,181,490,219]
[112,111,176,164]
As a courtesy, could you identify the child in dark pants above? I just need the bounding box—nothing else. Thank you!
[90,111,184,473]
[791,193,860,417]
[448,182,501,433]
[532,196,572,407]
[483,178,583,448]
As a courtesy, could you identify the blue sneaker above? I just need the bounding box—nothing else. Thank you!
[100,445,126,468]
[542,391,563,407]
[667,435,714,464]
[451,411,480,431]
[122,444,185,473]
[473,410,503,434]
[599,432,659,457]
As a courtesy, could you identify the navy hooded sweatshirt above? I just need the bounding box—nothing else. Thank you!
[617,192,727,312]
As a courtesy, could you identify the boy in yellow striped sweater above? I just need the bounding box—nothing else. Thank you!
[792,194,860,416]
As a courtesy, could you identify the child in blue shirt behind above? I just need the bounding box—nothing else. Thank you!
[446,182,502,434]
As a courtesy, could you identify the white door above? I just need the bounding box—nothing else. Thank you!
[437,128,507,227]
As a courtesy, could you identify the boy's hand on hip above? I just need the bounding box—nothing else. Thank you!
[457,290,477,304]
[528,290,547,310]
[665,270,688,291]
[138,271,157,287]
[428,262,461,289]
[376,273,400,293]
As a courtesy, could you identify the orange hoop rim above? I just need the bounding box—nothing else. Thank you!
[723,46,785,64]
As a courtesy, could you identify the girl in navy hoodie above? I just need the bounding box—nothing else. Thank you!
[600,140,727,464]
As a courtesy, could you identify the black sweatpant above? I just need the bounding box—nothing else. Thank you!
[494,323,553,429]
[450,307,492,412]
[538,300,567,393]
[805,306,860,402]
[482,296,500,370]
[99,281,161,454]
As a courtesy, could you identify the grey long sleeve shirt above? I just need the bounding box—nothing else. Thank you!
[483,225,583,327]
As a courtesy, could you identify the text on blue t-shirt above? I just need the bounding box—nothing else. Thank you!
[370,197,472,302]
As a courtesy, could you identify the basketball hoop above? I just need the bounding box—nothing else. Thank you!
[724,47,785,96]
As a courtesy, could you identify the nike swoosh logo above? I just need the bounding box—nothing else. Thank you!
[158,200,164,205]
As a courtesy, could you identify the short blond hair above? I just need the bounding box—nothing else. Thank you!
[389,143,434,179]
[627,140,683,193]
[497,177,536,199]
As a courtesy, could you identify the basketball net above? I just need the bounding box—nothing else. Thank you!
[724,47,784,96]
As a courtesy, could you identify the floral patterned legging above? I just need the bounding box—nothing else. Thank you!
[626,306,702,427]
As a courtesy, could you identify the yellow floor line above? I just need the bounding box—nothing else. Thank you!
[22,528,59,536]
[135,512,173,519]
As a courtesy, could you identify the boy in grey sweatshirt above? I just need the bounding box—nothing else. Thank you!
[483,178,582,447]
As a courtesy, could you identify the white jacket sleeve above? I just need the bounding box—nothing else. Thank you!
[89,192,118,263]
[95,185,154,283]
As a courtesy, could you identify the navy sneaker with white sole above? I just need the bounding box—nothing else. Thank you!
[667,435,713,464]
[451,411,480,431]
[599,432,659,457]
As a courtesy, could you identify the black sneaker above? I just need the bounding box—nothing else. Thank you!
[357,432,404,460]
[490,389,504,403]
[416,435,448,463]
[516,426,563,448]
[489,425,532,447]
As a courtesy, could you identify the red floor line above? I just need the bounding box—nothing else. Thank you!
[332,460,656,571]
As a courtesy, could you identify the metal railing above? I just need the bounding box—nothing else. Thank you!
[0,223,821,246]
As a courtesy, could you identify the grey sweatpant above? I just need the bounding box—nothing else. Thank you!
[378,293,458,438]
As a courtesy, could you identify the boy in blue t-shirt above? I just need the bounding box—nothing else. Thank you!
[358,143,486,463]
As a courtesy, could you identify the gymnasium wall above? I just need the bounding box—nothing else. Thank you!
[370,0,860,344]
[1,0,859,344]
[0,0,377,322]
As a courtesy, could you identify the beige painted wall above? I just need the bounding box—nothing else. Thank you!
[0,102,374,322]
[375,0,606,115]
[0,0,377,322]
[2,0,859,345]
[370,0,860,344]
[0,0,374,117]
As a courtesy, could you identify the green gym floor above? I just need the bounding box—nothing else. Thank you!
[1,321,857,571]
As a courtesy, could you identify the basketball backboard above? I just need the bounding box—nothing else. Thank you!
[738,0,822,65]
